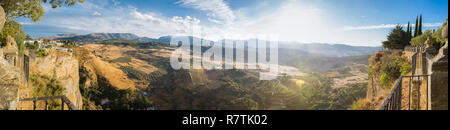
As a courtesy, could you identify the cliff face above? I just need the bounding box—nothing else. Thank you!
[28,51,82,109]
[0,57,20,110]
[0,5,20,110]
[367,50,401,99]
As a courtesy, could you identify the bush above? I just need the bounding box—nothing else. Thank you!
[380,56,410,89]
[0,20,25,55]
[36,49,49,57]
[26,41,40,50]
[380,73,392,89]
[431,20,448,47]
[80,84,153,110]
[400,61,411,76]
[410,30,432,46]
[30,74,66,110]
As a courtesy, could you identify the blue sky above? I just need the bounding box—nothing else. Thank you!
[17,0,448,46]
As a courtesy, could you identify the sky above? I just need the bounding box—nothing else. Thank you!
[16,0,449,46]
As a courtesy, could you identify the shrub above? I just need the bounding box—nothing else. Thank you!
[380,56,410,89]
[400,61,411,76]
[30,74,66,110]
[351,98,374,110]
[36,49,49,57]
[410,30,432,46]
[380,73,392,89]
[0,20,25,55]
[431,20,448,46]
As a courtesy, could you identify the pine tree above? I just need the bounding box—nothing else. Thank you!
[418,14,423,35]
[414,16,419,37]
[382,25,410,49]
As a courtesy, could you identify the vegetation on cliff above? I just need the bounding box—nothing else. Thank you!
[80,84,153,110]
[30,74,65,110]
[0,20,24,55]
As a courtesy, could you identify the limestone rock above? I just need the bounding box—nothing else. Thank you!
[30,52,83,110]
[0,56,20,110]
[442,24,448,41]
[0,5,5,31]
[425,36,436,49]
[0,48,3,61]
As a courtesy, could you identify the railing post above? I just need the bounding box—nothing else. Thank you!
[45,100,48,110]
[418,76,421,110]
[426,76,429,110]
[33,99,36,110]
[61,98,64,110]
[409,76,412,110]
[398,77,402,110]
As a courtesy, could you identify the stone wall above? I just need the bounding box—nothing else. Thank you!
[0,5,21,110]
[426,24,448,110]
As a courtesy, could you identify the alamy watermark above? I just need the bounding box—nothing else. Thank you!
[169,25,279,80]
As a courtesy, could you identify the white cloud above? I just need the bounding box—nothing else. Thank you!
[341,23,444,31]
[130,11,165,24]
[208,18,222,24]
[93,11,102,16]
[196,0,339,44]
[177,0,235,24]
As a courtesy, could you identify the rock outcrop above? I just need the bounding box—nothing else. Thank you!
[0,5,20,110]
[0,57,20,110]
[426,24,448,110]
[28,51,83,109]
[0,6,5,31]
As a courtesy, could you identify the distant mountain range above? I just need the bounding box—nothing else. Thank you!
[44,33,157,42]
[42,33,381,57]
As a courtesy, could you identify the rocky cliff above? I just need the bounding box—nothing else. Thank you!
[367,50,403,99]
[27,50,83,109]
[0,55,20,110]
[0,5,21,110]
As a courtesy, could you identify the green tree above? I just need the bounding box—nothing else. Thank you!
[25,34,32,40]
[0,20,25,55]
[406,21,413,42]
[382,25,410,49]
[418,15,423,36]
[410,30,433,46]
[431,19,448,46]
[414,16,419,37]
[406,22,411,38]
[0,0,84,22]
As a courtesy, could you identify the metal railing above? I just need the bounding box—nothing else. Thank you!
[19,96,78,110]
[380,75,430,110]
[380,76,402,110]
[404,46,426,53]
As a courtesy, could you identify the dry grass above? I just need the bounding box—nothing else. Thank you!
[74,45,135,90]
[351,96,386,110]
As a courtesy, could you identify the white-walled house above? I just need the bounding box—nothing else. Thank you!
[24,40,42,45]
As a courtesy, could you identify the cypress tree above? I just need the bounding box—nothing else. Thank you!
[407,22,412,40]
[418,14,423,35]
[414,16,419,37]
